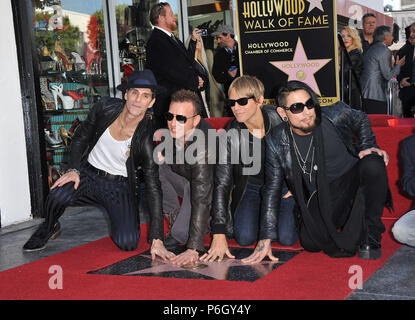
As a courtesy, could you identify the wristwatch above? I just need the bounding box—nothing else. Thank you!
[66,168,81,176]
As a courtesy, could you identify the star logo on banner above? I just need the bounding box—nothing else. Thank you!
[269,37,331,96]
[306,0,324,13]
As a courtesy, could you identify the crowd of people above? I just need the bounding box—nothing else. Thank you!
[23,3,415,266]
[340,13,415,117]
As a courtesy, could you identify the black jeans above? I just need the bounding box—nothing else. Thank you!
[299,154,387,255]
[358,154,388,241]
[234,182,297,246]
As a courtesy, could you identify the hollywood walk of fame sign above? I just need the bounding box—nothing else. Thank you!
[235,0,340,105]
[88,247,301,282]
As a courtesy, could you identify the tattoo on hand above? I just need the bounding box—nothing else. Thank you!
[256,243,265,252]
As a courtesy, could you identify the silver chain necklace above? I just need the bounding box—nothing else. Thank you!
[290,127,316,182]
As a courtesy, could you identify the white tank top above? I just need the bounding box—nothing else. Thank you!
[88,128,132,177]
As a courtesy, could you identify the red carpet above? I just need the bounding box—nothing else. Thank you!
[0,220,401,300]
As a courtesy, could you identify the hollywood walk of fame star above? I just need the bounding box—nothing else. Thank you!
[125,253,282,282]
[306,0,324,13]
[269,37,331,96]
[89,247,301,282]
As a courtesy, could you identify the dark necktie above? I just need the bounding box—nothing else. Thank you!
[171,34,178,44]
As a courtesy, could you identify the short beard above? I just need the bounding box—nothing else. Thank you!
[291,121,317,135]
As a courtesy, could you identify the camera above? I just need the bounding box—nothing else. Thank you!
[199,29,208,36]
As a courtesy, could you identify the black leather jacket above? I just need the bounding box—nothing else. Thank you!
[260,101,381,240]
[211,105,282,236]
[167,119,215,252]
[67,97,164,242]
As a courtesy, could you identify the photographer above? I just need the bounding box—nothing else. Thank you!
[211,24,239,116]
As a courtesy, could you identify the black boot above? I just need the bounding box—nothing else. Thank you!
[358,234,382,260]
[23,221,61,252]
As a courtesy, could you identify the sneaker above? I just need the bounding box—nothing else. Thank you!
[23,222,61,252]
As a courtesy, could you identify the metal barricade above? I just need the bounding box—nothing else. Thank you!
[386,78,402,117]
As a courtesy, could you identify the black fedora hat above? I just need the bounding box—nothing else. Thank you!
[117,69,165,92]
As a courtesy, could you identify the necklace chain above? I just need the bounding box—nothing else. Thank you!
[118,116,132,157]
[290,128,316,182]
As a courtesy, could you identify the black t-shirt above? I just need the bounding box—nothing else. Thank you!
[291,118,357,192]
[291,129,316,192]
[322,117,357,180]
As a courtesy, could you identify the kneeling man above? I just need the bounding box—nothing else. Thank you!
[244,80,391,263]
[157,89,215,266]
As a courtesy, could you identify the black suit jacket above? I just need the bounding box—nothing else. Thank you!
[145,28,200,117]
[397,42,415,84]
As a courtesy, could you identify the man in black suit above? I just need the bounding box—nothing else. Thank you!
[359,13,376,54]
[146,2,204,129]
[397,22,415,118]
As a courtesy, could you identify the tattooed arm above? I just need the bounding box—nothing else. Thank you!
[241,239,278,264]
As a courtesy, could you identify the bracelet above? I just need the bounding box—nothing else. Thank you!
[66,168,80,176]
[188,247,207,255]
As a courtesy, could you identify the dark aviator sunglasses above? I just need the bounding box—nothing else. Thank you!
[164,111,198,124]
[281,98,315,114]
[225,96,255,108]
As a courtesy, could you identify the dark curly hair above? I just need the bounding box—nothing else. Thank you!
[276,80,321,125]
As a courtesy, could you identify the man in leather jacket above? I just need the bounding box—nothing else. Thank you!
[201,76,297,262]
[23,70,174,260]
[243,80,391,263]
[156,89,215,266]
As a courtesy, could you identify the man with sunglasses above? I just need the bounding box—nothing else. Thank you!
[23,70,174,261]
[146,2,205,129]
[201,75,297,262]
[157,89,215,266]
[243,80,391,263]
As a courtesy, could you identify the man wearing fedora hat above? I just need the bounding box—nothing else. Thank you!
[23,70,174,260]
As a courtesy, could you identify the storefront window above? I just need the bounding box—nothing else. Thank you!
[30,0,198,186]
[116,0,152,83]
[32,0,111,184]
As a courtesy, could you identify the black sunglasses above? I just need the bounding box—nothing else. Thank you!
[226,96,255,108]
[282,98,315,114]
[164,111,198,124]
